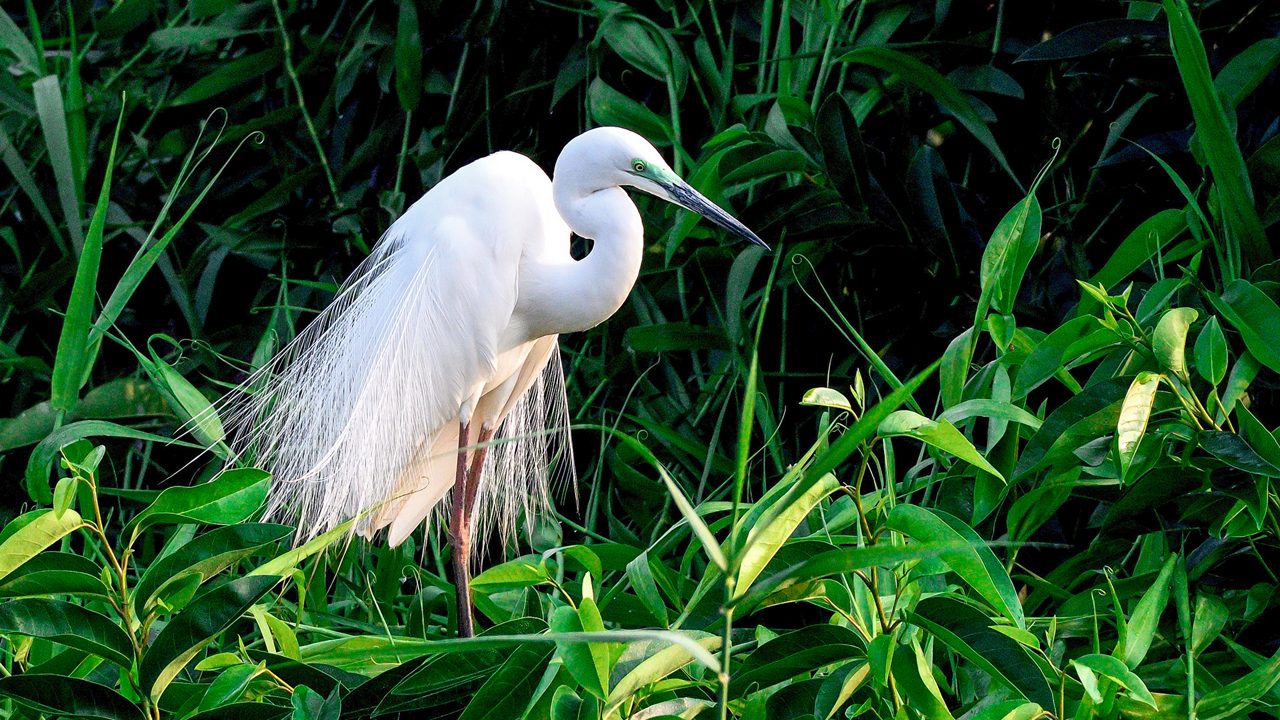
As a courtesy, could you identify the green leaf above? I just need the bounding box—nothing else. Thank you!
[0,675,144,720]
[1072,653,1158,708]
[734,473,840,598]
[48,98,125,412]
[33,75,84,253]
[0,598,134,668]
[1195,316,1229,385]
[978,194,1042,318]
[1121,554,1176,668]
[0,509,84,583]
[1208,280,1280,374]
[730,625,864,694]
[879,410,1005,481]
[171,48,282,106]
[550,605,607,700]
[1152,308,1198,377]
[126,469,270,533]
[910,596,1052,706]
[26,420,200,504]
[1215,37,1280,109]
[625,322,728,353]
[938,399,1043,432]
[1162,0,1269,265]
[839,47,1018,185]
[134,523,292,615]
[605,635,720,715]
[1117,372,1161,472]
[733,543,961,612]
[458,642,555,720]
[394,0,422,113]
[887,505,1024,628]
[1195,646,1280,719]
[138,574,281,700]
[470,555,550,594]
[1090,209,1188,290]
[0,552,110,598]
[587,78,672,145]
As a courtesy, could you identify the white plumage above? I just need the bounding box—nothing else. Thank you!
[217,127,765,635]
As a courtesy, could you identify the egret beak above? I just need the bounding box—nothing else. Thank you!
[665,180,770,251]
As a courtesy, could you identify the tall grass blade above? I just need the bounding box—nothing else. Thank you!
[49,100,126,414]
[32,75,84,252]
[1162,0,1269,266]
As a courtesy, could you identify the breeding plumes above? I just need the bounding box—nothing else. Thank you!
[219,127,766,636]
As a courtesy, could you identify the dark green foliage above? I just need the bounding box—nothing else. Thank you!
[2,1,1280,718]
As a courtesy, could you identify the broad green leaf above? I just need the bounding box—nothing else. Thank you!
[1072,653,1158,708]
[938,399,1042,431]
[588,78,672,145]
[458,642,555,720]
[1195,316,1229,385]
[1192,594,1229,657]
[0,675,144,720]
[1015,378,1128,479]
[605,635,720,715]
[887,505,1024,628]
[126,469,269,533]
[978,193,1042,318]
[1162,0,1269,265]
[729,625,864,694]
[0,551,110,598]
[1121,554,1176,668]
[910,596,1052,706]
[1215,38,1280,109]
[1090,209,1189,290]
[879,410,1005,481]
[800,387,853,414]
[134,523,292,614]
[0,509,84,583]
[0,598,135,668]
[138,574,281,700]
[892,641,956,719]
[1117,372,1161,471]
[1195,646,1280,719]
[966,701,1045,720]
[250,519,352,577]
[471,556,551,593]
[1209,280,1280,374]
[550,605,607,700]
[171,49,282,105]
[734,473,840,598]
[732,542,961,612]
[814,661,871,720]
[1235,403,1280,469]
[1152,308,1198,377]
[394,0,422,113]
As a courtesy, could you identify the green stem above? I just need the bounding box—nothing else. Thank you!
[270,0,342,207]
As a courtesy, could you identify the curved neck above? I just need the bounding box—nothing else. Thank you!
[518,186,644,339]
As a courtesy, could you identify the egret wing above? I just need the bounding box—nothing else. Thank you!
[220,211,518,539]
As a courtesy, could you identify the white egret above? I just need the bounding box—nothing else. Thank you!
[222,126,766,636]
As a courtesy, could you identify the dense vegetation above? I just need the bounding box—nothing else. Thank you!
[2,0,1279,717]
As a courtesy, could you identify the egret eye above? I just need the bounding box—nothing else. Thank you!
[632,160,646,173]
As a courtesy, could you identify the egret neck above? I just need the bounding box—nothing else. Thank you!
[518,183,644,339]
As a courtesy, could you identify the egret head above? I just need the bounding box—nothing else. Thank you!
[558,127,769,250]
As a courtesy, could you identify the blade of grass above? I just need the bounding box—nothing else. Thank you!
[1162,0,1269,267]
[49,98,126,414]
[33,75,84,253]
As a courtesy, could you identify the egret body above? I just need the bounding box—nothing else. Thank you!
[224,127,765,636]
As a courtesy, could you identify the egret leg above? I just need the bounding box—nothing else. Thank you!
[450,421,475,637]
[450,420,495,638]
